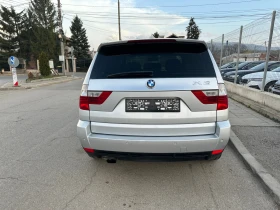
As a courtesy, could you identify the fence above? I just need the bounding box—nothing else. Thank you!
[208,10,280,91]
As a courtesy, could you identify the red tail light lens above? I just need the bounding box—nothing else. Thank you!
[212,149,223,155]
[217,95,228,110]
[191,89,228,111]
[80,96,89,110]
[79,91,112,110]
[83,148,94,153]
[88,91,112,105]
[191,90,217,104]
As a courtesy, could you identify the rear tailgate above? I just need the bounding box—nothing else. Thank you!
[86,40,222,136]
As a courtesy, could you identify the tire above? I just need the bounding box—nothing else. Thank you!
[264,81,277,92]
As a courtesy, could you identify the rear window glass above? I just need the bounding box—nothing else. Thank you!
[246,62,262,69]
[90,42,216,79]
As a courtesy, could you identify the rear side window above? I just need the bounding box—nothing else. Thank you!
[90,42,216,79]
[246,62,262,69]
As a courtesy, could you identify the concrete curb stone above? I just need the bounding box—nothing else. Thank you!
[0,77,82,91]
[29,76,68,83]
[230,130,280,206]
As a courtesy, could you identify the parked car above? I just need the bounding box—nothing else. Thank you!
[241,67,280,91]
[220,61,264,77]
[77,39,230,162]
[271,80,280,95]
[223,61,280,83]
[220,61,243,69]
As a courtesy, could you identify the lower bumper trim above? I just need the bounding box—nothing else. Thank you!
[88,150,215,161]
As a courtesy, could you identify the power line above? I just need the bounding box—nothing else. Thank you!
[62,0,262,8]
[64,16,270,26]
[62,12,269,20]
[61,8,278,15]
[63,16,116,33]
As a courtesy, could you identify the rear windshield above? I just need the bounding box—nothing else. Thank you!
[90,42,216,79]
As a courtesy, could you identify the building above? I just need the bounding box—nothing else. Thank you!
[221,53,279,65]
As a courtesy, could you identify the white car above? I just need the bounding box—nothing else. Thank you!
[241,67,280,91]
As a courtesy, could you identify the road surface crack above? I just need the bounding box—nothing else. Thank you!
[62,163,100,210]
[0,176,27,183]
[201,163,219,209]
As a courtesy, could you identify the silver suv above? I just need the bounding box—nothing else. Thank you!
[77,39,231,162]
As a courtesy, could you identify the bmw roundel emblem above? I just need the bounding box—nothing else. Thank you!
[147,79,155,88]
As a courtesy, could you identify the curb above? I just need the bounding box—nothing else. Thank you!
[29,76,67,83]
[230,130,280,206]
[0,77,82,91]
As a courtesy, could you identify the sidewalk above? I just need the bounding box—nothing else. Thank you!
[0,76,82,90]
[229,98,280,182]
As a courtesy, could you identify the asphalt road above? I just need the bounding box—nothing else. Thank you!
[0,78,278,210]
[0,74,27,86]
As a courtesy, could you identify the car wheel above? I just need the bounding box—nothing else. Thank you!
[264,81,277,92]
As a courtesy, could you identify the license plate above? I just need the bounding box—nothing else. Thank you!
[125,98,180,112]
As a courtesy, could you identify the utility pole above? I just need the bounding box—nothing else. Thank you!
[219,34,224,69]
[118,0,121,41]
[253,45,256,61]
[210,39,213,52]
[234,26,243,84]
[58,0,66,75]
[261,11,276,91]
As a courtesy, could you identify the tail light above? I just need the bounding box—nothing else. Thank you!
[79,84,112,110]
[191,84,228,110]
[212,149,223,155]
[217,84,228,110]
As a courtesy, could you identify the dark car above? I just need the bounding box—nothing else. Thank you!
[220,61,264,77]
[220,61,243,69]
[224,61,280,83]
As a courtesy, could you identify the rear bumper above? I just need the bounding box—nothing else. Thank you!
[77,120,231,154]
[87,150,219,161]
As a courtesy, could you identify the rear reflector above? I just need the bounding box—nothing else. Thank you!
[83,148,95,153]
[79,91,112,110]
[212,149,223,155]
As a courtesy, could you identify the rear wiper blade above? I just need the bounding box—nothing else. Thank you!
[107,71,153,78]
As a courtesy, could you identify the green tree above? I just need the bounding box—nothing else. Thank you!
[20,10,36,63]
[0,6,24,63]
[70,16,90,59]
[186,17,201,39]
[167,34,178,38]
[28,0,57,59]
[152,32,159,38]
[39,52,51,76]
